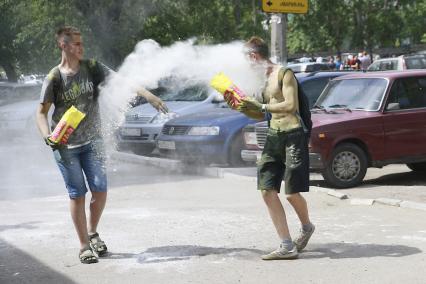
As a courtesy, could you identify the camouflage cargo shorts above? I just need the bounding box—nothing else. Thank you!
[257,127,309,194]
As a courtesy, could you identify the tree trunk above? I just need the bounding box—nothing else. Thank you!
[252,0,257,25]
[234,0,241,25]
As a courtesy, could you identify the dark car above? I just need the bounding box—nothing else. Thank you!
[245,70,426,188]
[241,71,353,162]
[287,62,331,73]
[157,107,256,166]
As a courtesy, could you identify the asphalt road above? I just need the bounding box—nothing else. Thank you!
[1,98,426,283]
[1,175,425,284]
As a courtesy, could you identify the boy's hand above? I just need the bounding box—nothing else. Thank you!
[44,136,60,150]
[147,96,168,114]
[239,97,262,112]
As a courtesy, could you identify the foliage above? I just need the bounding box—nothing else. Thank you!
[287,0,426,55]
[0,0,425,80]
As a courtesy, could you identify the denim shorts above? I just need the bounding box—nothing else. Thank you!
[53,140,107,199]
[257,127,309,194]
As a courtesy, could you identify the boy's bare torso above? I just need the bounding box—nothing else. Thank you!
[263,65,301,131]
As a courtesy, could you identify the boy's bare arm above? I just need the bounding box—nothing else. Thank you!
[36,103,52,139]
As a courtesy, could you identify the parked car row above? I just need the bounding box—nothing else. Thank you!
[242,70,426,188]
[116,81,227,156]
[0,82,41,107]
[116,71,353,166]
[115,69,426,189]
[0,83,42,141]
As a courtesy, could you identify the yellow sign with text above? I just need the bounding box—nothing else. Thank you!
[262,0,308,14]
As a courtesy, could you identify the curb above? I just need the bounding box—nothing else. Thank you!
[400,201,426,211]
[375,198,402,207]
[109,150,225,178]
[350,198,375,206]
[109,150,426,212]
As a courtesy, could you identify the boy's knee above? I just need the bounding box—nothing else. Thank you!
[286,193,301,202]
[261,189,278,201]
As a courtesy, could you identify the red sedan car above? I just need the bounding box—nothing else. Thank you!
[310,70,426,187]
[245,70,426,188]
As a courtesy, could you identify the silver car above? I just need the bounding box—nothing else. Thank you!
[116,83,225,155]
[367,54,426,71]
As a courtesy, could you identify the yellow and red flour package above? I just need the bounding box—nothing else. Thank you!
[210,72,247,110]
[48,106,86,145]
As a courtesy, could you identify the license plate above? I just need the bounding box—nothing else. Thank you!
[158,140,175,150]
[121,128,141,136]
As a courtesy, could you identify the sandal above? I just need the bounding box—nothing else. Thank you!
[89,232,108,257]
[79,247,98,264]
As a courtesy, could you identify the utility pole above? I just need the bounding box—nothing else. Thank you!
[262,0,308,65]
[270,14,288,65]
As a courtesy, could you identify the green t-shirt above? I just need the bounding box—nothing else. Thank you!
[40,59,109,146]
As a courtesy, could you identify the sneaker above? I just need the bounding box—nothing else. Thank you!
[293,224,315,252]
[261,244,298,260]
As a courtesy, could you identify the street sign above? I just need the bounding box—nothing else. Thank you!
[262,0,308,14]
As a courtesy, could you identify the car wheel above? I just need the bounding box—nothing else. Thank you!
[228,133,245,167]
[406,162,426,172]
[322,143,367,188]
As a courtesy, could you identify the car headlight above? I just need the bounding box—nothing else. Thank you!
[243,131,257,146]
[151,112,178,124]
[187,126,220,136]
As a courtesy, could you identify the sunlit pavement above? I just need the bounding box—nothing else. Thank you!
[1,174,425,284]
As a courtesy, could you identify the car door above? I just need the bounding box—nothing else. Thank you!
[380,59,399,71]
[383,76,426,159]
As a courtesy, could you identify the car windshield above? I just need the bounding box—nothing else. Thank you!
[315,78,387,111]
[405,56,426,69]
[151,84,209,102]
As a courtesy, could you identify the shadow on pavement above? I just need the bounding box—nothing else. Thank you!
[103,245,264,263]
[309,171,426,189]
[0,222,40,233]
[0,238,76,284]
[301,242,422,259]
[363,171,426,187]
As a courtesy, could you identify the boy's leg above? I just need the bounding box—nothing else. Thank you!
[262,190,291,239]
[88,191,107,234]
[261,190,298,260]
[53,148,90,249]
[81,141,109,256]
[284,129,314,251]
[287,193,315,251]
[286,193,310,225]
[80,140,108,234]
[70,196,89,249]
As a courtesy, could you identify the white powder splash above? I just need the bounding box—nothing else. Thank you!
[99,39,267,141]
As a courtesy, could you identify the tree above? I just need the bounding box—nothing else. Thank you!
[0,0,23,81]
[287,0,426,56]
[141,0,267,45]
[287,0,349,55]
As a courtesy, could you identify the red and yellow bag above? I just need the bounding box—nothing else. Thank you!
[48,106,86,145]
[210,72,263,120]
[210,72,247,110]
